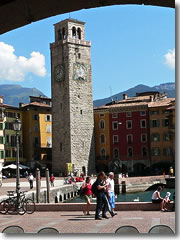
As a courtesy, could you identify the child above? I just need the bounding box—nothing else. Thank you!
[163,192,171,211]
[50,174,55,187]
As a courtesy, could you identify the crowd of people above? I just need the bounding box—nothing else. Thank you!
[23,170,174,215]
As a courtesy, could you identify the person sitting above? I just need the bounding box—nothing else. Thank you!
[152,186,165,211]
[163,192,171,211]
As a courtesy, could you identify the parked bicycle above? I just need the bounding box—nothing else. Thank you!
[0,190,35,215]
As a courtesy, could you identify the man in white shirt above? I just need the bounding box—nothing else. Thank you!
[107,172,117,215]
[28,173,34,189]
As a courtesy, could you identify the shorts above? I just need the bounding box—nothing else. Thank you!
[108,192,115,209]
[84,195,92,202]
[152,199,163,203]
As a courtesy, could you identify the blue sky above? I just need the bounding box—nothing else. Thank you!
[0,5,175,100]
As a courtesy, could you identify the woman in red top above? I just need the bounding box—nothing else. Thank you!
[81,176,92,215]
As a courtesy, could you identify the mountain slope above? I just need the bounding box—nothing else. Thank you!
[0,84,46,107]
[93,82,175,107]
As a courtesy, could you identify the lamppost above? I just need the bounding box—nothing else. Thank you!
[118,122,122,172]
[13,117,22,202]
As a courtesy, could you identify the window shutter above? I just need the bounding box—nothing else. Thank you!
[150,120,153,128]
[157,120,160,127]
[162,119,165,127]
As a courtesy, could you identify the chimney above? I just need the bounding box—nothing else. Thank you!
[19,103,25,108]
[0,96,3,104]
[123,94,128,100]
[150,96,153,102]
[164,92,167,98]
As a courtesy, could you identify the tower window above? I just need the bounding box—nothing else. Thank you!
[72,26,76,38]
[77,28,81,39]
[58,29,62,40]
[78,53,81,59]
[80,110,83,115]
[62,27,66,39]
[60,143,62,151]
[99,120,105,129]
[100,134,105,144]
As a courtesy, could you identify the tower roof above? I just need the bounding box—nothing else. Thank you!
[54,18,85,26]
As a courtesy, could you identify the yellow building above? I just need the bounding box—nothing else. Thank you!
[3,104,24,164]
[148,97,175,171]
[0,96,5,179]
[20,96,52,170]
[94,107,110,172]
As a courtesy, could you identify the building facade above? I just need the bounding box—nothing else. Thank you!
[20,96,52,170]
[4,106,23,165]
[94,92,175,175]
[148,97,175,171]
[0,97,5,175]
[50,19,95,176]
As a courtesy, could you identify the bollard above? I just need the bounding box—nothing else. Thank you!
[122,181,126,193]
[44,191,47,203]
[45,168,50,203]
[36,168,40,203]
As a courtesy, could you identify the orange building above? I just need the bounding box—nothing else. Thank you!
[148,97,175,171]
[94,108,111,172]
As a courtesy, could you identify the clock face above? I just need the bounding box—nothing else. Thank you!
[54,64,65,82]
[74,63,88,81]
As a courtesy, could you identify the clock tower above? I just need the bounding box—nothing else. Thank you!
[50,19,95,176]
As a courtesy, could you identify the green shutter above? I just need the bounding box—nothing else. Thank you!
[150,120,153,128]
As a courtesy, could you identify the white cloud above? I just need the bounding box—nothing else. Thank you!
[164,48,175,69]
[0,42,47,82]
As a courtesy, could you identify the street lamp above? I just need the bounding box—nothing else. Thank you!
[13,117,22,202]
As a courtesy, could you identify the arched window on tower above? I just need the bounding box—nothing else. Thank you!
[100,134,105,144]
[72,26,76,39]
[100,148,106,158]
[58,29,62,40]
[99,120,105,129]
[77,28,81,39]
[62,27,66,39]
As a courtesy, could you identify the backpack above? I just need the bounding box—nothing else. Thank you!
[79,186,86,197]
[91,180,98,196]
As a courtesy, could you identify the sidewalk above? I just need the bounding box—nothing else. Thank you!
[0,177,64,200]
[0,210,175,234]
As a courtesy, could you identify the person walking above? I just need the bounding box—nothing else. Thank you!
[28,173,34,189]
[106,172,117,215]
[103,174,116,217]
[94,171,109,220]
[81,176,92,215]
[50,174,55,187]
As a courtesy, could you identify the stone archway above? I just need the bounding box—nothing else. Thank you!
[0,0,174,35]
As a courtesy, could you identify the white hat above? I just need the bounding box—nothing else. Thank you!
[166,192,171,197]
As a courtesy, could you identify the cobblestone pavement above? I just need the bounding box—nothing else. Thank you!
[0,210,175,234]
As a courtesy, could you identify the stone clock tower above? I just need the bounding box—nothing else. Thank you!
[50,19,95,176]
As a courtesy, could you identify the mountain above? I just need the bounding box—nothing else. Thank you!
[0,84,46,107]
[0,82,175,108]
[93,82,175,107]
